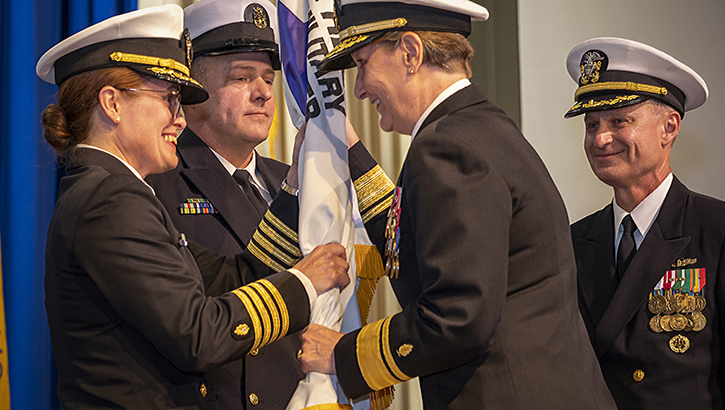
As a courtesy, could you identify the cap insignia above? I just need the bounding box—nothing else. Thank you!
[245,4,269,29]
[579,50,607,85]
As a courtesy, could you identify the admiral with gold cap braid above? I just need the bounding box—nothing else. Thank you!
[185,0,280,69]
[564,37,708,118]
[566,37,725,410]
[36,5,207,105]
[319,0,489,72]
[298,0,619,408]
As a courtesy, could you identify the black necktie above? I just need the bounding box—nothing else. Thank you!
[233,169,268,217]
[617,215,637,279]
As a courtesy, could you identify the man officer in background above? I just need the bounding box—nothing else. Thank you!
[565,37,725,409]
[147,0,304,407]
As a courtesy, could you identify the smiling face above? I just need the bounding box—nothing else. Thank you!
[184,52,275,163]
[351,42,417,135]
[115,78,186,177]
[583,101,676,192]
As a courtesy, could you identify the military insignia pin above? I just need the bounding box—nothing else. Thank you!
[245,4,269,29]
[579,50,607,85]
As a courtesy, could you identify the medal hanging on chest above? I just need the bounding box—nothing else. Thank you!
[384,187,402,279]
[647,268,706,354]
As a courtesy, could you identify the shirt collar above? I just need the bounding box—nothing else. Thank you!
[76,144,155,195]
[210,148,270,197]
[613,173,673,245]
[411,79,471,140]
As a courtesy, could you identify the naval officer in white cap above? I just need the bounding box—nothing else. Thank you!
[37,4,350,408]
[566,37,724,410]
[297,0,617,408]
[145,0,310,407]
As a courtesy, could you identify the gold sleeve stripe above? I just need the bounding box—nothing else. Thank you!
[232,289,262,348]
[240,286,272,350]
[258,279,290,339]
[264,211,299,243]
[252,230,299,268]
[259,219,302,258]
[248,282,281,344]
[248,241,286,272]
[381,317,411,382]
[357,317,403,391]
[362,195,393,224]
[354,165,395,213]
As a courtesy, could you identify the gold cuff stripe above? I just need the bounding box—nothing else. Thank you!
[252,230,299,268]
[357,317,401,391]
[264,211,299,243]
[575,81,668,100]
[259,279,290,339]
[232,289,262,349]
[354,166,394,206]
[239,286,272,350]
[248,282,282,344]
[248,241,286,273]
[110,52,190,76]
[260,220,302,258]
[381,317,411,382]
[362,196,394,224]
[339,18,408,40]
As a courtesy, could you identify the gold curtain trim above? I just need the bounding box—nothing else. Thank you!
[339,18,408,40]
[110,51,190,76]
[575,81,668,100]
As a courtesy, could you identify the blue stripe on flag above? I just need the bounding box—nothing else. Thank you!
[278,0,308,116]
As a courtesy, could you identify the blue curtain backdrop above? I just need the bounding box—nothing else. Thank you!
[0,0,136,408]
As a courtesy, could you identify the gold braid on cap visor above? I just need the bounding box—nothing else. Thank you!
[339,17,408,40]
[575,81,668,100]
[110,51,190,76]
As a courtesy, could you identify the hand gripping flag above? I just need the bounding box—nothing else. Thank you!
[278,0,390,409]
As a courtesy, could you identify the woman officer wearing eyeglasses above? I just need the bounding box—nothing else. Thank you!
[37,5,349,408]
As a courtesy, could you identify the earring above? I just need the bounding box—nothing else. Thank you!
[409,69,414,75]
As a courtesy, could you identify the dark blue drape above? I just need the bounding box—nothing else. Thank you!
[0,0,136,408]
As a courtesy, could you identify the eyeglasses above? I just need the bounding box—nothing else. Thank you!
[117,88,182,119]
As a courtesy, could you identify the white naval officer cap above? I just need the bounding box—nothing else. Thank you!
[36,4,207,104]
[319,0,489,72]
[564,37,708,118]
[184,0,280,69]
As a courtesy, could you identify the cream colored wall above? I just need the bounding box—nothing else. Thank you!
[518,0,725,223]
